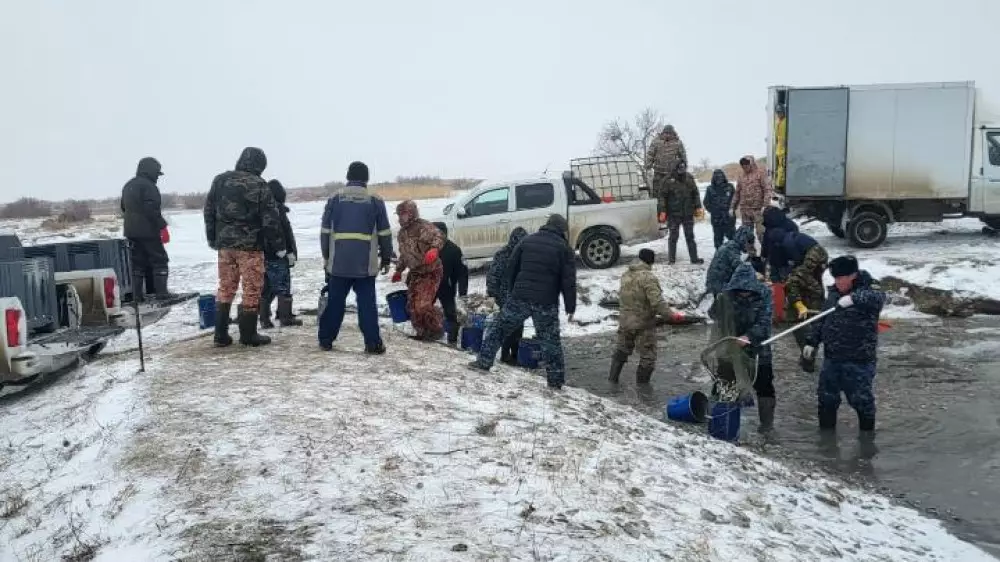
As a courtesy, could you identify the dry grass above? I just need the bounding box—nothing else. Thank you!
[0,487,28,519]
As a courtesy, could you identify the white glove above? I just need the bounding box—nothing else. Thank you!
[802,345,816,361]
[837,295,854,309]
[287,253,297,267]
[276,250,287,259]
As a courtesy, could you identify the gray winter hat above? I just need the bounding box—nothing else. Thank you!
[546,214,568,233]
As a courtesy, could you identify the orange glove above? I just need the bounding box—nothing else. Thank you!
[658,212,667,223]
[424,248,439,265]
[160,227,170,244]
[391,271,402,283]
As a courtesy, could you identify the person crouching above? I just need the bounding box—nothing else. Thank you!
[393,200,445,340]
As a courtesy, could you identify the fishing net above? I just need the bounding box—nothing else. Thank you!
[701,292,758,402]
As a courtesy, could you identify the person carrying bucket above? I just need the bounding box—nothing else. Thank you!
[802,256,887,434]
[608,249,672,385]
[486,227,529,364]
[318,161,394,354]
[392,200,445,340]
[715,263,776,433]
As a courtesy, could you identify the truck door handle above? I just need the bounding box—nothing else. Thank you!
[497,219,511,223]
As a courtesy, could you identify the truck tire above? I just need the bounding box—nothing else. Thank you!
[826,222,846,239]
[847,212,888,249]
[579,231,621,269]
[84,342,107,359]
[981,217,1000,231]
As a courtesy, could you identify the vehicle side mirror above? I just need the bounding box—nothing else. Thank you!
[457,207,468,218]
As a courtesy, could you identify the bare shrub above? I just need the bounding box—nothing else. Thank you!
[594,107,666,180]
[179,193,206,210]
[0,197,53,219]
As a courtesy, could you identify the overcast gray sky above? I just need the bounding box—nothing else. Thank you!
[2,0,996,202]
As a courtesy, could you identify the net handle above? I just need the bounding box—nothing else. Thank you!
[761,307,835,346]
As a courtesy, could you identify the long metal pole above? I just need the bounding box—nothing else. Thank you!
[129,242,145,372]
[761,307,835,346]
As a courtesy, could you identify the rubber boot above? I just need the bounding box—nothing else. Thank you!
[667,243,677,265]
[818,406,837,431]
[608,351,628,383]
[214,302,234,347]
[239,308,272,346]
[757,397,776,433]
[446,321,460,346]
[635,364,654,385]
[858,413,875,432]
[131,269,146,303]
[152,269,177,301]
[687,239,704,265]
[277,296,303,327]
[259,302,274,329]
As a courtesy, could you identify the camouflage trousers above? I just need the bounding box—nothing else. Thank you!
[615,323,657,370]
[739,209,765,243]
[477,299,565,387]
[217,249,265,310]
[407,267,443,338]
[818,360,877,420]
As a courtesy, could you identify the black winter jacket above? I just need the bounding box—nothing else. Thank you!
[437,239,469,299]
[508,226,577,314]
[121,157,168,239]
[807,270,887,363]
[266,180,298,261]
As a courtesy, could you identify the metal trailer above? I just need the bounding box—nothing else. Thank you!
[767,81,1000,247]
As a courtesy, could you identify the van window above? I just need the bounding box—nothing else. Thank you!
[515,183,554,211]
[465,188,509,217]
[988,132,1000,166]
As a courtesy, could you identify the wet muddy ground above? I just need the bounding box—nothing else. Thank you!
[562,317,1000,558]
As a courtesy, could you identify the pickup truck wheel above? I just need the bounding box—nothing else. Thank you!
[580,232,621,269]
[847,212,888,249]
[981,217,1000,231]
[826,222,846,239]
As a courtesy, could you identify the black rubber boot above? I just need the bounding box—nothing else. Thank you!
[608,351,628,383]
[152,269,177,301]
[858,414,875,432]
[239,308,272,347]
[214,302,234,347]
[687,239,704,265]
[259,304,274,329]
[757,397,776,433]
[635,365,654,385]
[446,321,460,346]
[818,406,838,430]
[667,245,677,265]
[277,296,303,327]
[365,342,386,355]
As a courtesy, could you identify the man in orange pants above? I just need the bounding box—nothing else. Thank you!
[392,200,445,340]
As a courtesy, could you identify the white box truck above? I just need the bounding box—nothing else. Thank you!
[767,81,1000,247]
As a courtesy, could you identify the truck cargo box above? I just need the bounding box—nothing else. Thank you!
[780,82,975,200]
[18,239,135,299]
[0,258,59,332]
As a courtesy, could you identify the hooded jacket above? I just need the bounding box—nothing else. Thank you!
[761,207,800,276]
[706,225,756,295]
[618,261,671,329]
[723,263,773,363]
[487,227,528,306]
[807,270,887,363]
[395,200,444,275]
[660,170,701,218]
[508,225,577,314]
[644,125,687,178]
[204,147,285,252]
[432,222,468,299]
[267,179,298,261]
[121,157,168,239]
[702,169,735,221]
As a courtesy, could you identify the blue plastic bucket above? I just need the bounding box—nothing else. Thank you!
[198,294,215,329]
[517,339,541,369]
[386,290,409,323]
[666,391,709,423]
[708,402,741,442]
[461,327,484,352]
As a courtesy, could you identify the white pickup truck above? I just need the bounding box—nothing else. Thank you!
[434,169,659,269]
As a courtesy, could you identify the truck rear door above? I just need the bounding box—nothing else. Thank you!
[785,87,849,197]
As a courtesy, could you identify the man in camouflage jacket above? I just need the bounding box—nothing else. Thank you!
[393,200,445,340]
[645,125,687,203]
[803,256,887,433]
[660,161,703,264]
[204,147,286,348]
[608,249,672,385]
[731,156,773,242]
[783,233,829,372]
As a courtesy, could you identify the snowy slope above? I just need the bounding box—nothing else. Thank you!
[0,324,995,561]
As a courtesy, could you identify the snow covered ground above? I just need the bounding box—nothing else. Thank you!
[1,324,996,561]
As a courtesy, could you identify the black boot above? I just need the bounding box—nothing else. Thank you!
[151,269,177,300]
[667,245,677,265]
[259,302,274,329]
[635,365,654,385]
[687,240,704,265]
[239,308,272,346]
[365,342,386,355]
[818,406,837,430]
[757,397,776,433]
[214,302,233,347]
[131,269,146,303]
[608,351,627,383]
[858,414,875,432]
[277,296,303,327]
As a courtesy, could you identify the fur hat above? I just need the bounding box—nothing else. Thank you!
[829,255,859,277]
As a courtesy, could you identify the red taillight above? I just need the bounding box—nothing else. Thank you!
[104,277,117,309]
[5,309,21,348]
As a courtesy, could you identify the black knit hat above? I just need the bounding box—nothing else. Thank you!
[638,249,655,265]
[546,213,568,233]
[829,255,859,277]
[433,221,448,236]
[346,161,369,183]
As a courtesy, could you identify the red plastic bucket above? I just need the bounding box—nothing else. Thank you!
[771,282,786,324]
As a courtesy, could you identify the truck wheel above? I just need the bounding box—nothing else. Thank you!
[826,222,846,239]
[580,231,621,269]
[981,217,1000,231]
[847,212,888,249]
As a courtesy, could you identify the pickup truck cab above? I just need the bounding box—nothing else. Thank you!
[435,171,658,268]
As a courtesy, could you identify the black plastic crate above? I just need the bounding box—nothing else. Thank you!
[20,239,134,298]
[0,234,21,261]
[0,258,59,333]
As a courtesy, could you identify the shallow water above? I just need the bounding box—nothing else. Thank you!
[562,316,1000,558]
